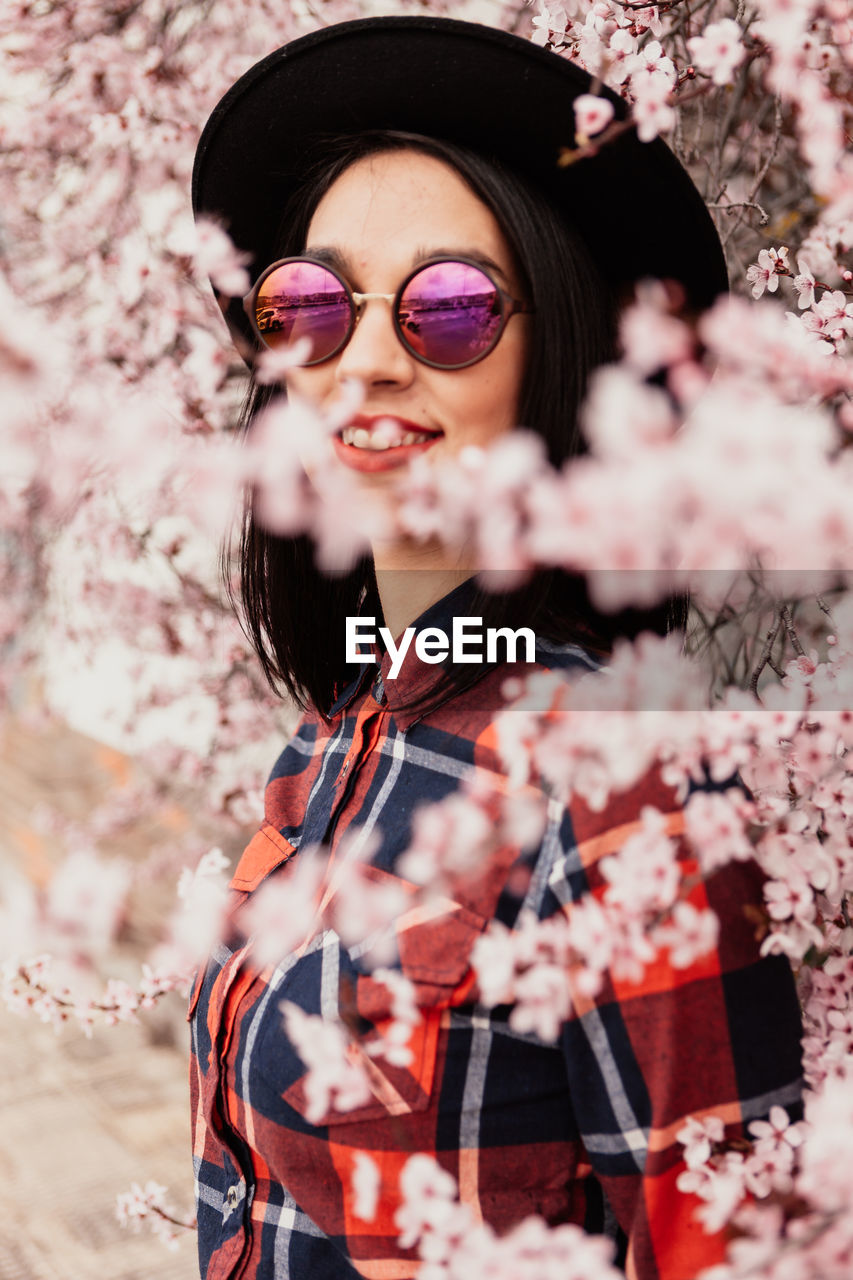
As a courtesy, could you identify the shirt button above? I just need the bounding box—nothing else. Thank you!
[227,1185,240,1209]
[340,760,350,778]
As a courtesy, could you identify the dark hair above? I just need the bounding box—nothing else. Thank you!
[232,130,680,718]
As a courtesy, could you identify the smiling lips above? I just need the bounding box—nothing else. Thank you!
[333,415,443,473]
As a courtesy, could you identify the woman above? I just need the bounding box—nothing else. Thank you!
[189,17,803,1280]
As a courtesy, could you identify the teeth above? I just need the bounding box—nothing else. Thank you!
[341,425,436,450]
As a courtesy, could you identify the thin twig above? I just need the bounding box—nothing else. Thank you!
[748,95,784,207]
[749,610,783,695]
[816,595,836,626]
[707,199,770,225]
[610,0,688,10]
[780,604,806,659]
[150,1204,197,1232]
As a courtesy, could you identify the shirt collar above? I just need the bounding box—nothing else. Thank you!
[326,664,374,719]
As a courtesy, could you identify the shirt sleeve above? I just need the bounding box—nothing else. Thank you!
[553,770,803,1280]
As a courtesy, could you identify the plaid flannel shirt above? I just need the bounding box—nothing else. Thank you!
[189,581,803,1280]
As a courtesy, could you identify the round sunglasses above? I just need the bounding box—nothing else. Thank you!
[242,255,533,371]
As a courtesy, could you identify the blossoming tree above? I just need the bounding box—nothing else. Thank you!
[2,0,853,1271]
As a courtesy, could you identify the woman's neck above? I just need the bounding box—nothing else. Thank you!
[371,538,474,639]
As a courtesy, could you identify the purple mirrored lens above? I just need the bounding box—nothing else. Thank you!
[255,261,351,360]
[398,262,502,367]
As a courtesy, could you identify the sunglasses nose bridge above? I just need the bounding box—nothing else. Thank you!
[351,290,396,311]
[334,287,415,382]
[348,290,399,341]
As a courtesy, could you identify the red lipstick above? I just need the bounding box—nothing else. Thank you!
[333,415,443,473]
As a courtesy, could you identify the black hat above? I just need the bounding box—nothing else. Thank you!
[192,16,728,358]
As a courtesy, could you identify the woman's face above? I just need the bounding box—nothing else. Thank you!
[285,149,529,498]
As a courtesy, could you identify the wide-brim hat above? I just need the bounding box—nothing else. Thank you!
[192,15,728,360]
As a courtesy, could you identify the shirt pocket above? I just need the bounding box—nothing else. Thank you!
[253,867,486,1128]
[230,821,298,892]
[187,823,297,1024]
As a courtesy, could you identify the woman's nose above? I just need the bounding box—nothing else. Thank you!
[333,296,415,388]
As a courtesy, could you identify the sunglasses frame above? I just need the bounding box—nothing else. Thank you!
[242,254,533,371]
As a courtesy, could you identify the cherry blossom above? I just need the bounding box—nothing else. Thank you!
[184,217,252,298]
[395,1154,623,1279]
[746,247,791,299]
[395,1154,461,1250]
[687,19,746,87]
[629,75,676,143]
[793,258,817,309]
[573,93,615,143]
[280,1001,373,1124]
[365,968,422,1067]
[678,1114,725,1170]
[2,954,192,1036]
[116,1179,196,1250]
[241,846,327,967]
[351,1153,381,1222]
[531,0,570,47]
[605,29,637,85]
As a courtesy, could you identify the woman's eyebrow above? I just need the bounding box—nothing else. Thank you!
[412,246,510,282]
[302,245,512,287]
[302,245,351,273]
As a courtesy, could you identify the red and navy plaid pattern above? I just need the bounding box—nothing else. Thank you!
[189,583,803,1280]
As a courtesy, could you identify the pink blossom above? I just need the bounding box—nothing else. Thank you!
[116,1179,195,1250]
[627,39,676,86]
[798,1068,853,1212]
[470,919,522,1009]
[691,1151,749,1234]
[749,1103,804,1153]
[396,785,496,889]
[573,93,615,142]
[187,217,251,298]
[563,897,612,998]
[243,848,326,967]
[395,1154,461,1249]
[254,336,314,384]
[102,978,140,1025]
[351,1153,381,1222]
[629,5,664,38]
[368,968,421,1066]
[652,902,719,970]
[763,869,816,923]
[44,848,131,956]
[687,20,746,87]
[630,77,676,142]
[793,257,817,308]
[167,846,231,969]
[606,28,637,86]
[280,1001,372,1123]
[582,367,676,458]
[746,246,791,299]
[811,288,853,341]
[530,0,570,48]
[684,789,755,873]
[600,806,680,914]
[116,1178,170,1227]
[618,284,693,375]
[321,832,409,965]
[510,961,572,1042]
[677,1113,725,1169]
